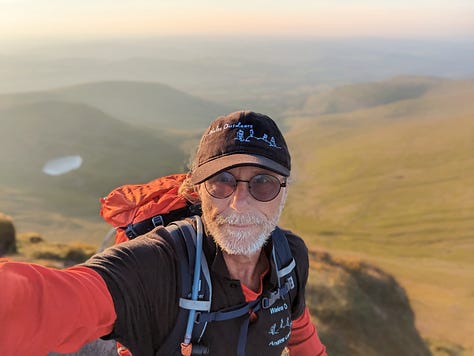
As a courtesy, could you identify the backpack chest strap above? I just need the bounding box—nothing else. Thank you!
[195,298,262,324]
[194,280,293,356]
[179,298,212,312]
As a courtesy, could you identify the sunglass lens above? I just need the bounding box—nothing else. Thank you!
[249,174,281,202]
[205,172,236,199]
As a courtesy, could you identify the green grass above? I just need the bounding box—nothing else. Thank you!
[281,79,474,353]
[299,76,442,116]
[50,81,233,130]
[12,232,98,267]
[0,100,190,218]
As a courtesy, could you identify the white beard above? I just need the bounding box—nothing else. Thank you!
[203,205,284,256]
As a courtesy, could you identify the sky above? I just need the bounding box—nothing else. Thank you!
[0,0,473,43]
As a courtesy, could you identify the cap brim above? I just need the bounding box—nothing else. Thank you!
[190,153,290,184]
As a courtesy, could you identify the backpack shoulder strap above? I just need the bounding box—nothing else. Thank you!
[155,217,211,356]
[261,227,297,309]
[271,227,296,281]
[173,219,212,318]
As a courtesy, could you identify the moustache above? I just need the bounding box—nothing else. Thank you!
[214,212,266,226]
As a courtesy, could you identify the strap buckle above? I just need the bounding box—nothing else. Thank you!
[151,215,165,227]
[125,224,138,239]
[262,290,280,309]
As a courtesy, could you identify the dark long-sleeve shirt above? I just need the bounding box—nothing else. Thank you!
[0,228,327,356]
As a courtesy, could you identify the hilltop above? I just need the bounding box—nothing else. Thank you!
[0,81,233,131]
[295,76,444,116]
[50,81,233,131]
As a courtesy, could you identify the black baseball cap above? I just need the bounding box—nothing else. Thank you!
[191,111,291,184]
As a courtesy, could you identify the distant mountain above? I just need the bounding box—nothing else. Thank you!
[0,100,188,216]
[2,38,473,109]
[0,91,57,110]
[0,81,234,132]
[50,81,234,130]
[296,76,444,116]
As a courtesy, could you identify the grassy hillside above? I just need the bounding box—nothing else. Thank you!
[0,81,233,132]
[306,249,431,356]
[50,81,233,130]
[0,81,236,244]
[282,78,474,353]
[0,185,111,244]
[0,100,186,218]
[296,76,443,116]
[283,78,474,257]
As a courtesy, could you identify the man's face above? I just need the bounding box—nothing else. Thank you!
[197,166,288,255]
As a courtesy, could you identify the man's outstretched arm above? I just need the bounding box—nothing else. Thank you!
[0,261,116,356]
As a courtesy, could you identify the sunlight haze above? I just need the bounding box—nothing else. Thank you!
[1,0,473,43]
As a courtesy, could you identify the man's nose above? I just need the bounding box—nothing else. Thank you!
[229,182,252,209]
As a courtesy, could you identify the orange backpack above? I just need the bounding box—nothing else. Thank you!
[100,173,200,245]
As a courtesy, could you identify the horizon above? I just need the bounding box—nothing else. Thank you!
[0,35,472,96]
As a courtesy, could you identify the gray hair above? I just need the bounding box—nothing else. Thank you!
[178,174,200,204]
[177,147,201,203]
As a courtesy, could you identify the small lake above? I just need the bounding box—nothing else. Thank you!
[42,155,83,176]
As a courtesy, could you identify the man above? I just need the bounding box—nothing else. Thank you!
[0,111,327,356]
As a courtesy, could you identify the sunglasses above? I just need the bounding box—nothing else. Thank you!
[204,171,287,202]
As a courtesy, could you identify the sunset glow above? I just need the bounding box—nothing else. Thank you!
[1,0,472,41]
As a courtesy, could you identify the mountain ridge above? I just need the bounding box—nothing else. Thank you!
[0,80,234,131]
[293,76,469,118]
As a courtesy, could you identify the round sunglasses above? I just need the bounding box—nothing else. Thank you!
[204,171,286,202]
